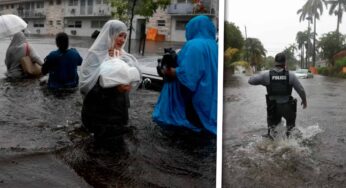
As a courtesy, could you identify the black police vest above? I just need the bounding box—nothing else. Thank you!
[266,70,292,96]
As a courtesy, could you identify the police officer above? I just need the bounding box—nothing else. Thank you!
[248,52,307,138]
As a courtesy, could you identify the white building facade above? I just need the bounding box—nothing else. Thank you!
[0,0,218,42]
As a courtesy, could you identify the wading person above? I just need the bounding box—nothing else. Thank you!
[5,31,43,79]
[248,52,307,139]
[80,20,141,146]
[42,32,83,90]
[153,15,218,135]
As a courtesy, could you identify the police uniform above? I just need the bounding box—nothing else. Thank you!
[248,66,307,138]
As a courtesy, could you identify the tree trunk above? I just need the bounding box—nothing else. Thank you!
[301,47,304,68]
[312,16,316,67]
[337,15,340,34]
[306,21,310,68]
[127,0,137,53]
[337,3,341,34]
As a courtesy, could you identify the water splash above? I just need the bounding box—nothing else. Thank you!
[227,123,323,169]
[299,124,323,139]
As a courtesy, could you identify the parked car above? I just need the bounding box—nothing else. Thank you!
[294,69,313,79]
[137,48,181,91]
[137,56,163,91]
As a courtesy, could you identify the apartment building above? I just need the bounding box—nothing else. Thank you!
[146,0,218,42]
[0,0,218,42]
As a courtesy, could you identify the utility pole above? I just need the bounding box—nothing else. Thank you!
[244,26,248,62]
[128,0,137,53]
[312,16,316,68]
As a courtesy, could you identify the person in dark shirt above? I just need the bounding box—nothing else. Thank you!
[248,53,307,139]
[42,32,83,90]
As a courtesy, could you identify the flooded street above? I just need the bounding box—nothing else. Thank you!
[0,37,215,187]
[223,73,346,187]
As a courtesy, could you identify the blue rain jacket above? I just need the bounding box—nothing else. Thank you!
[152,15,218,134]
[42,48,83,89]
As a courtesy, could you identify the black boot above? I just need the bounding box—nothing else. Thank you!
[286,125,294,138]
[262,127,275,140]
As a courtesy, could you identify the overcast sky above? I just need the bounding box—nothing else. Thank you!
[226,0,346,57]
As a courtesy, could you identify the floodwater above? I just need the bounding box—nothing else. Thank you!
[0,37,215,187]
[223,73,346,187]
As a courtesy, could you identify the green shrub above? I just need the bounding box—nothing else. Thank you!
[317,67,329,75]
[335,57,346,69]
[317,61,346,78]
[337,72,346,78]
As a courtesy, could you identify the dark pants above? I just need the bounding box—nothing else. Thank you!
[266,95,297,134]
[181,84,203,129]
[81,81,129,146]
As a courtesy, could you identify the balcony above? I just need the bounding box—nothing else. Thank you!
[18,10,46,19]
[167,2,215,16]
[64,8,111,18]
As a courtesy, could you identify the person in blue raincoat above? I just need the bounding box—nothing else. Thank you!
[152,15,218,135]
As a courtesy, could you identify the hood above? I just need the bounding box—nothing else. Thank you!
[185,15,216,41]
[9,31,26,47]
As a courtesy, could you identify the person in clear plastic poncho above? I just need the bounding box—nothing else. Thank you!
[80,20,141,144]
[5,31,43,79]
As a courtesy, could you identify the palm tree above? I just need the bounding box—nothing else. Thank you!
[296,31,312,68]
[287,43,298,55]
[283,44,299,70]
[296,31,306,68]
[244,38,267,72]
[326,0,346,34]
[297,0,327,67]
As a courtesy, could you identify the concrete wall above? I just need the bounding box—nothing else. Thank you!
[45,1,64,36]
[146,8,172,41]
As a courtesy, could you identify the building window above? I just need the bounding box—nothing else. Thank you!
[49,0,54,5]
[34,21,44,27]
[176,20,188,30]
[67,20,82,28]
[49,20,53,26]
[67,20,74,27]
[36,2,44,9]
[91,20,106,28]
[157,20,166,27]
[11,4,14,9]
[68,0,78,6]
[56,0,61,5]
[56,20,62,25]
[87,0,93,14]
[75,21,82,28]
[96,0,101,4]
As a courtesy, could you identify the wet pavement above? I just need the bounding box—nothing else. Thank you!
[0,36,216,187]
[223,72,346,187]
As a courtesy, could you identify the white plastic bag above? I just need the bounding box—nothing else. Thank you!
[99,57,141,88]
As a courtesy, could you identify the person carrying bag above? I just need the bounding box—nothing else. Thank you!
[20,42,42,77]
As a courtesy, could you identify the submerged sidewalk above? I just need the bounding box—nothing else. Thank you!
[0,36,184,77]
[13,35,184,57]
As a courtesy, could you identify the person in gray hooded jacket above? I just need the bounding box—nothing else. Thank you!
[248,52,307,138]
[5,31,43,79]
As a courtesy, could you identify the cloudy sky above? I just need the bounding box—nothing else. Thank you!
[226,0,346,57]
